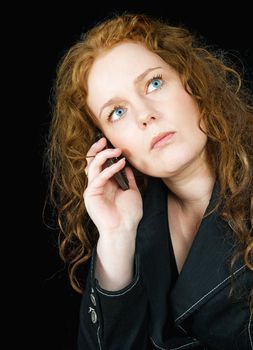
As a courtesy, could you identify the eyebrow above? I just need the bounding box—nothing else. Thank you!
[99,66,162,118]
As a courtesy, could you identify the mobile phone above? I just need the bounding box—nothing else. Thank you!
[96,131,129,191]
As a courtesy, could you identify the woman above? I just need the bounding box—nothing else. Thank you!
[46,13,253,349]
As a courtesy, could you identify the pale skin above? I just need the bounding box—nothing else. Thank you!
[84,41,215,290]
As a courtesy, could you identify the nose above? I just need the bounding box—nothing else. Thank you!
[139,114,157,128]
[134,99,159,128]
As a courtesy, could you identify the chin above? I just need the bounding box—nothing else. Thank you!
[153,155,198,178]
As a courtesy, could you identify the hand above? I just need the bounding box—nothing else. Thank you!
[83,137,143,242]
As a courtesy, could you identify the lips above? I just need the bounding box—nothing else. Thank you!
[151,131,175,149]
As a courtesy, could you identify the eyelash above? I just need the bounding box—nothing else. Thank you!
[146,74,163,90]
[107,74,164,121]
[107,104,125,121]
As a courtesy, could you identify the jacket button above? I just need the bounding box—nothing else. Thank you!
[90,293,96,306]
[88,307,97,324]
[91,310,97,324]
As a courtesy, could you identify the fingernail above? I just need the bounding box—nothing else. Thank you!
[94,138,103,145]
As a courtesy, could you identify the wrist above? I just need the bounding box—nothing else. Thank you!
[98,228,137,248]
[95,238,135,291]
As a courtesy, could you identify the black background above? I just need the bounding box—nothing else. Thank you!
[31,2,253,349]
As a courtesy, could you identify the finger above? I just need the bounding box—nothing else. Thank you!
[90,157,127,189]
[87,148,122,179]
[86,137,107,158]
[85,137,107,174]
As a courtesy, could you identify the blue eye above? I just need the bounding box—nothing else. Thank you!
[147,75,163,93]
[108,106,126,122]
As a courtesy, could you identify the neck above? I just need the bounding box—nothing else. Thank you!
[162,156,216,217]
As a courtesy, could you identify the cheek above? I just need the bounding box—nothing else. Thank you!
[107,129,131,150]
[121,142,140,160]
[108,134,139,158]
[170,88,200,119]
[126,157,150,175]
[119,141,148,171]
[179,121,207,154]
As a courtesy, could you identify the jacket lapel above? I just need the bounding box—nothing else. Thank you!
[169,181,246,324]
[138,177,246,326]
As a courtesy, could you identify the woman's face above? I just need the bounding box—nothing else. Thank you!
[87,42,208,178]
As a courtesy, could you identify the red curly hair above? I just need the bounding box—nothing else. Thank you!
[45,14,253,310]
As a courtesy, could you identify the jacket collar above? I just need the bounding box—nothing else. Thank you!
[139,177,246,324]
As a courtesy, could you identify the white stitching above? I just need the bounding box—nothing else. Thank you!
[177,324,187,335]
[97,325,102,350]
[149,337,167,350]
[90,247,96,282]
[150,336,198,350]
[175,264,246,322]
[249,311,253,350]
[90,251,103,349]
[96,275,140,296]
[95,255,140,297]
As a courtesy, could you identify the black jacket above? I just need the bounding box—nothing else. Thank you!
[78,177,253,349]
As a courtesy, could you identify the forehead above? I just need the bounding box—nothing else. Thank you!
[86,42,167,110]
[89,42,165,78]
